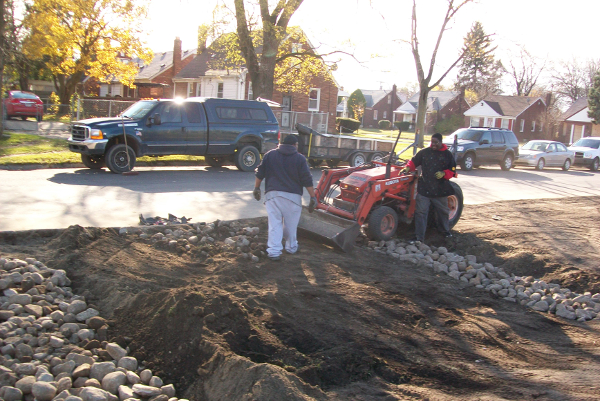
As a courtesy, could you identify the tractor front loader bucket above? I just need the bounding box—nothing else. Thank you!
[297,207,361,253]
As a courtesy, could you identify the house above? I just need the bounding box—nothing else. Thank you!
[393,91,468,133]
[97,37,197,99]
[559,97,600,144]
[463,95,548,142]
[361,86,406,128]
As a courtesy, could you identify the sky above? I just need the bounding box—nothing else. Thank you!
[143,0,600,94]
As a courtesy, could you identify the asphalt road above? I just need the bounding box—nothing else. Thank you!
[1,164,599,231]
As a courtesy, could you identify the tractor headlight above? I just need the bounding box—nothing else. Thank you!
[89,129,103,140]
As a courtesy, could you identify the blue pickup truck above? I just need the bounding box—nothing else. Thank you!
[67,97,280,173]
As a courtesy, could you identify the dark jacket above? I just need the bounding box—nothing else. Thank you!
[407,144,456,197]
[255,144,313,195]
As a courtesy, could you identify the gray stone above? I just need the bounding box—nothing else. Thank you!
[57,376,73,393]
[132,384,162,397]
[15,363,37,376]
[36,372,54,382]
[102,371,127,394]
[64,396,84,401]
[79,387,113,401]
[148,376,163,388]
[77,329,95,342]
[0,310,15,320]
[556,304,577,320]
[8,294,32,306]
[76,309,99,322]
[139,369,152,384]
[15,343,33,359]
[15,375,36,394]
[67,300,88,315]
[67,353,95,366]
[118,385,137,400]
[73,363,91,378]
[32,381,57,401]
[117,357,138,371]
[2,386,23,401]
[126,371,141,385]
[52,360,76,376]
[160,384,176,398]
[532,301,549,312]
[149,395,168,401]
[90,361,116,382]
[23,304,43,318]
[105,343,127,361]
[49,336,65,348]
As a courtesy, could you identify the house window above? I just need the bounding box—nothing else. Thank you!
[501,119,510,129]
[531,121,536,132]
[387,95,391,104]
[374,110,378,120]
[520,119,525,132]
[539,122,543,132]
[486,117,494,127]
[308,88,320,111]
[188,83,194,98]
[470,117,479,127]
[404,114,412,122]
[383,111,387,119]
[217,83,224,98]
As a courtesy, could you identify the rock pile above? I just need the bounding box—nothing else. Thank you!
[365,239,600,323]
[0,256,187,401]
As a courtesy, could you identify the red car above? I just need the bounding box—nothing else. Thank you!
[2,90,44,121]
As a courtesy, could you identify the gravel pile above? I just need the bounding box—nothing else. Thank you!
[365,239,600,323]
[0,257,188,401]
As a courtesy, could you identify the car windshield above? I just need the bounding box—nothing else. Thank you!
[455,129,482,142]
[120,100,158,119]
[12,92,39,100]
[571,138,600,149]
[522,141,548,151]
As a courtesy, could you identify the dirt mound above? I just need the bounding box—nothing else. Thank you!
[1,197,600,400]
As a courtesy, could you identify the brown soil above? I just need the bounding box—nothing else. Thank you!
[1,196,600,400]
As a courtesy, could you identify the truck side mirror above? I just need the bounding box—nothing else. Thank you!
[147,113,161,126]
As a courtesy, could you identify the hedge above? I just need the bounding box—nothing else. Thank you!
[378,120,391,129]
[336,117,361,133]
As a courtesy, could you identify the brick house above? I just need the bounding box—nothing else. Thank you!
[559,97,600,144]
[97,38,196,99]
[463,95,548,142]
[360,86,406,128]
[393,91,468,133]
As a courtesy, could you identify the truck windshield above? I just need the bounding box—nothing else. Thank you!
[572,138,600,149]
[120,101,157,119]
[455,129,482,142]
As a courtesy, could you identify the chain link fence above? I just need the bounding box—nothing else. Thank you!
[34,98,136,123]
[273,111,329,135]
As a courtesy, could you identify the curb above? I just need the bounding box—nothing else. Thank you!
[0,160,211,171]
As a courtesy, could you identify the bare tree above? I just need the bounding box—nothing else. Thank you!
[507,46,546,96]
[408,0,474,146]
[551,58,600,106]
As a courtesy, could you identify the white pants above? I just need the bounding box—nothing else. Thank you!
[265,196,302,257]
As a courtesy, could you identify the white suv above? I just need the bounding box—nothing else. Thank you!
[568,137,600,171]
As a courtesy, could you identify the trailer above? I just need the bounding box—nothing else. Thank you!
[294,123,396,168]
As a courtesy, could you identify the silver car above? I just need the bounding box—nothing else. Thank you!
[516,140,575,171]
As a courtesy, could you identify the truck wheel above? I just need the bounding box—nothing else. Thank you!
[591,157,600,172]
[326,159,340,168]
[368,152,385,162]
[206,157,225,167]
[460,153,475,171]
[501,154,513,170]
[106,144,136,174]
[81,154,105,169]
[367,206,398,241]
[235,145,260,172]
[349,152,366,167]
[308,158,323,168]
[447,181,464,229]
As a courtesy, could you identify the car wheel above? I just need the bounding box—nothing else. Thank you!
[591,157,600,172]
[308,158,323,168]
[349,152,366,167]
[326,159,340,168]
[105,144,136,174]
[501,154,513,171]
[206,157,226,167]
[535,158,545,170]
[460,153,475,171]
[367,206,398,241]
[562,158,571,171]
[234,145,260,172]
[368,152,385,163]
[81,154,105,169]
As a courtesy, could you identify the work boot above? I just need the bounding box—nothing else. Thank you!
[268,255,281,261]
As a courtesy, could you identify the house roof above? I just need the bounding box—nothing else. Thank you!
[481,95,544,118]
[395,90,459,113]
[360,89,407,108]
[561,97,588,120]
[175,51,213,79]
[135,49,197,81]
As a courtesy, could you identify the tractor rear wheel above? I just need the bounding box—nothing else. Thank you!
[367,206,398,241]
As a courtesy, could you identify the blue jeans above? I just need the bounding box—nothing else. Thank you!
[414,193,450,241]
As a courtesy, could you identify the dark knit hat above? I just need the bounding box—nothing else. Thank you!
[283,135,299,145]
[432,133,443,141]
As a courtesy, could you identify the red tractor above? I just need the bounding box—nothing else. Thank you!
[297,126,463,252]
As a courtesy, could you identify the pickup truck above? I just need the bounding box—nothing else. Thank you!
[67,97,280,173]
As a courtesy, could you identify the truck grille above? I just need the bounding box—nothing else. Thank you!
[575,152,584,160]
[71,125,89,141]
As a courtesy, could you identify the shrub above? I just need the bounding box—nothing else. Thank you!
[394,121,411,132]
[49,92,60,115]
[378,119,391,129]
[434,114,464,136]
[336,117,361,133]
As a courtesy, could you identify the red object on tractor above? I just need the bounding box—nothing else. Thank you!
[298,159,463,252]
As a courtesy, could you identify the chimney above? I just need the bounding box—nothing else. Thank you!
[173,37,182,77]
[545,92,552,109]
[391,84,397,117]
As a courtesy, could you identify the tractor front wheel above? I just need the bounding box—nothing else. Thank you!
[367,206,398,241]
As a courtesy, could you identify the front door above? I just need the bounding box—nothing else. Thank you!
[477,131,493,163]
[142,102,188,155]
[281,96,292,128]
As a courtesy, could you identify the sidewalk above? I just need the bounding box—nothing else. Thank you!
[3,120,70,139]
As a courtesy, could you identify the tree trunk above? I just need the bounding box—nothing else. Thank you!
[415,85,429,148]
[0,0,5,136]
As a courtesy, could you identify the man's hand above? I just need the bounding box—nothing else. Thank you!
[253,187,261,201]
[435,171,445,179]
[308,197,318,213]
[401,166,411,174]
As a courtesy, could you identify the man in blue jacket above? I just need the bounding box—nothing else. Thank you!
[253,135,317,261]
